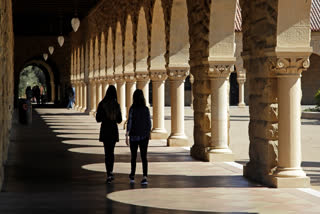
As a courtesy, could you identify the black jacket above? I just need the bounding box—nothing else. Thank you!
[96,100,122,142]
[128,106,151,138]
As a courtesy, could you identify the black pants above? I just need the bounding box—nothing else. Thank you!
[103,141,116,177]
[130,138,149,177]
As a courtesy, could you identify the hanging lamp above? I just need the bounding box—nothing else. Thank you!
[71,17,80,32]
[58,36,64,47]
[57,15,64,47]
[48,46,54,55]
[71,0,80,32]
[43,53,48,61]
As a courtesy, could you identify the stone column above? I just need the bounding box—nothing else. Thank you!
[124,73,136,116]
[237,72,246,107]
[115,75,126,121]
[50,81,55,103]
[150,70,168,139]
[81,82,87,112]
[83,82,91,114]
[136,72,150,107]
[90,79,96,115]
[189,74,194,109]
[206,62,234,162]
[96,79,102,108]
[167,68,189,146]
[271,57,310,187]
[75,82,80,110]
[78,81,83,110]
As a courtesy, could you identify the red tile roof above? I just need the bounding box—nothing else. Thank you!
[235,0,320,32]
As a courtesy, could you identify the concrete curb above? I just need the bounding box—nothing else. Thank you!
[301,111,320,119]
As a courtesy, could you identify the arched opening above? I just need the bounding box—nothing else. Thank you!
[229,72,239,106]
[302,53,320,104]
[185,75,192,106]
[19,64,51,104]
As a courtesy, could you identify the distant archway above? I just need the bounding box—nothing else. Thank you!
[19,60,55,102]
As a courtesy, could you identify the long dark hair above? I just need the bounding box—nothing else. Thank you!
[103,85,119,120]
[132,89,146,107]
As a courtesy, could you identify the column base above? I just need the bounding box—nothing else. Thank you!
[89,110,96,116]
[167,134,190,147]
[268,175,310,188]
[150,128,168,139]
[80,107,86,113]
[238,103,246,108]
[206,148,234,162]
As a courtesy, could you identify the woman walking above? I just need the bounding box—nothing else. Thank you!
[126,89,151,185]
[96,85,122,184]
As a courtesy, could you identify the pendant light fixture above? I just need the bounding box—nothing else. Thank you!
[48,46,54,55]
[71,17,80,32]
[57,15,64,47]
[43,53,48,61]
[71,0,80,32]
[58,36,64,47]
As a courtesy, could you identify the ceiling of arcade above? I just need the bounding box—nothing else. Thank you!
[13,0,101,36]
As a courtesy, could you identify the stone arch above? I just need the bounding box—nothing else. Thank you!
[21,60,55,102]
[94,35,100,78]
[150,0,166,70]
[124,14,134,73]
[168,0,189,67]
[302,53,320,104]
[136,7,148,72]
[107,26,114,77]
[89,38,94,79]
[80,45,85,80]
[115,21,123,75]
[84,41,90,82]
[100,32,106,77]
[76,46,81,81]
[70,49,74,81]
[208,0,236,59]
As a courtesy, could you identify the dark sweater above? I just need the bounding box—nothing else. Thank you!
[96,100,122,142]
[127,106,151,139]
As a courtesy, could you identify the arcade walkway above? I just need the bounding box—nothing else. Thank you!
[1,107,320,213]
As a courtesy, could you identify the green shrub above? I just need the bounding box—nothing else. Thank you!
[315,89,320,108]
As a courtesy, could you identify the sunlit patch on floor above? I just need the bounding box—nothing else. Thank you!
[52,129,100,134]
[56,134,99,139]
[69,147,105,154]
[62,140,102,146]
[106,187,310,213]
[82,162,242,176]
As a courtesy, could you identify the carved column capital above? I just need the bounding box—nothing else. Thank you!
[135,72,150,82]
[150,70,167,81]
[89,79,96,84]
[274,57,310,76]
[189,74,194,84]
[167,67,189,81]
[124,73,136,83]
[237,77,246,85]
[106,75,115,85]
[114,74,125,83]
[207,61,234,78]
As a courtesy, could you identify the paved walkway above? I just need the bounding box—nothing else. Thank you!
[1,106,320,213]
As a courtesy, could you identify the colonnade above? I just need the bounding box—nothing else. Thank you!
[68,0,312,187]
